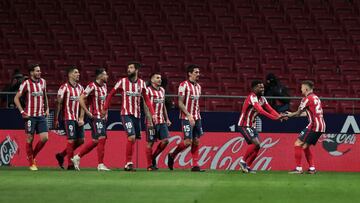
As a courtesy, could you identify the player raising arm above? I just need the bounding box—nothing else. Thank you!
[238,80,283,173]
[285,80,326,174]
[102,61,155,171]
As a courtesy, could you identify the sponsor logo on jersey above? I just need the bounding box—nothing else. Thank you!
[31,91,44,97]
[126,91,141,97]
[69,96,80,101]
[153,98,164,103]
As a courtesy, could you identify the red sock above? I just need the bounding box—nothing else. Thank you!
[304,147,314,167]
[59,148,67,157]
[126,140,135,163]
[243,144,257,162]
[191,143,200,167]
[73,141,83,152]
[66,142,75,166]
[26,142,33,166]
[60,141,82,158]
[97,138,106,164]
[247,147,260,166]
[79,141,98,157]
[33,140,46,158]
[152,142,167,160]
[294,146,303,167]
[171,142,187,158]
[146,147,153,167]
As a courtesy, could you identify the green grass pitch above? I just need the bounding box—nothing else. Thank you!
[0,167,359,203]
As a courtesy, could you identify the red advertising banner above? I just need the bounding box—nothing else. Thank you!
[0,130,359,171]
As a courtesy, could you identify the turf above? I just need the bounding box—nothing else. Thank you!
[0,167,359,203]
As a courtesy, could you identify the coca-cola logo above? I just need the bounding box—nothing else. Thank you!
[155,135,280,170]
[0,136,18,166]
[320,133,355,156]
[320,116,359,157]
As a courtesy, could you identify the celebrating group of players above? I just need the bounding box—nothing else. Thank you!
[13,62,325,174]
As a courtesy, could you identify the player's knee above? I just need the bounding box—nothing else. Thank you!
[41,136,48,143]
[77,139,84,145]
[27,137,34,143]
[92,139,99,144]
[294,140,303,147]
[128,136,136,142]
[184,140,192,147]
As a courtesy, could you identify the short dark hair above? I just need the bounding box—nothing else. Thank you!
[186,64,199,76]
[150,72,161,79]
[301,80,314,89]
[251,80,263,89]
[66,66,78,75]
[28,64,39,73]
[95,68,106,78]
[127,61,142,69]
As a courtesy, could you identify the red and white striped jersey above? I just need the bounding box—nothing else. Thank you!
[18,78,47,117]
[238,92,270,127]
[83,81,107,119]
[112,77,148,118]
[299,93,326,132]
[146,86,166,125]
[58,82,84,121]
[178,80,201,120]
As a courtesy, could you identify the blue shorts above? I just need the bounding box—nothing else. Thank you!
[298,128,323,145]
[238,126,260,144]
[64,120,84,140]
[24,116,48,135]
[182,119,204,140]
[90,118,107,139]
[146,123,169,142]
[122,115,141,139]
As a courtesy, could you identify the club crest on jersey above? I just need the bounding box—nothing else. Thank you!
[31,91,43,97]
[190,95,200,100]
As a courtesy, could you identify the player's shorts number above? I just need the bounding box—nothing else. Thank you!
[27,120,32,132]
[125,122,133,129]
[246,128,255,137]
[148,128,155,136]
[183,125,191,132]
[68,125,74,137]
[96,122,103,129]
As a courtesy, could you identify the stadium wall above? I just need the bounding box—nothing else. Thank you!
[1,130,359,172]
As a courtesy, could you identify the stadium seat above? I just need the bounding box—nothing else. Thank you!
[1,0,359,113]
